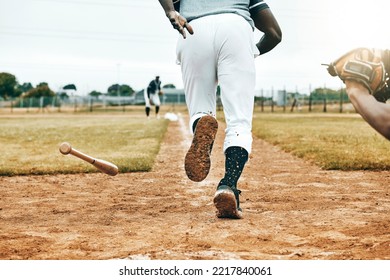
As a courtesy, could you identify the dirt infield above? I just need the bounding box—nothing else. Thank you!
[0,115,389,260]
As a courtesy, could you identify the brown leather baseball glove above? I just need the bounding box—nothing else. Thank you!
[325,48,388,100]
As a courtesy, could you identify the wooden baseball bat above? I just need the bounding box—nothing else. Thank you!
[59,142,118,176]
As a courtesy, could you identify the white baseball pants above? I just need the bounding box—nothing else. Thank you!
[176,13,259,154]
[144,89,161,107]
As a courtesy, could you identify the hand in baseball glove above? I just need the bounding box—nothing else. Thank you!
[325,48,388,100]
[158,90,163,96]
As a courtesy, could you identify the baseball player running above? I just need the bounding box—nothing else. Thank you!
[158,0,282,219]
[326,48,390,140]
[145,75,163,119]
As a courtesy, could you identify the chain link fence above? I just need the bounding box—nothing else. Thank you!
[0,88,355,114]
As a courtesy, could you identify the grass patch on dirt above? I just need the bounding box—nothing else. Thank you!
[0,114,168,176]
[252,113,390,170]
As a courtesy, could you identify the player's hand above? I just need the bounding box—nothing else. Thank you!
[166,10,194,39]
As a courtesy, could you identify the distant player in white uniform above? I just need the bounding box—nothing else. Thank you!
[158,0,282,219]
[144,75,162,119]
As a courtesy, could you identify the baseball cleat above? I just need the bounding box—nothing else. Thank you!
[213,185,242,219]
[184,115,218,182]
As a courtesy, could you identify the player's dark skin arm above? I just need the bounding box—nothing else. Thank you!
[345,80,390,140]
[252,8,282,55]
[158,0,194,39]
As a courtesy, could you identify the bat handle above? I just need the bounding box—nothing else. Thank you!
[59,142,94,163]
[72,149,95,164]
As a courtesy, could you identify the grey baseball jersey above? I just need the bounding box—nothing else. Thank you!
[177,0,269,29]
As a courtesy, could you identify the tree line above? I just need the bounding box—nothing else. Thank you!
[1,71,345,103]
[0,72,145,100]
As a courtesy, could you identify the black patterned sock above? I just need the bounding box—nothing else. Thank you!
[192,117,200,133]
[218,146,249,187]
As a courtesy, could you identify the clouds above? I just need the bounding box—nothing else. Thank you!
[1,0,389,95]
[0,0,180,94]
[255,0,390,92]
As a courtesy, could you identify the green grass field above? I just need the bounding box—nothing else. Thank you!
[2,111,390,176]
[252,113,390,170]
[0,113,168,176]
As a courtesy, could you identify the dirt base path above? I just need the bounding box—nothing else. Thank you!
[0,114,389,260]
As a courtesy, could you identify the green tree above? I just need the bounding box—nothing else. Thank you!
[63,84,77,90]
[89,90,103,97]
[119,84,134,96]
[37,82,48,88]
[25,83,55,98]
[107,84,134,96]
[107,84,120,96]
[163,83,176,89]
[0,72,19,99]
[58,92,69,99]
[17,82,34,94]
[311,87,349,102]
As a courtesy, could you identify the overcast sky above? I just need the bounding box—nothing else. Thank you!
[1,0,389,96]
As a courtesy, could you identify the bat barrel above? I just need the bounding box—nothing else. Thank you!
[93,159,119,176]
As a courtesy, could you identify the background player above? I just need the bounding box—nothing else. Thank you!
[158,0,282,219]
[145,75,163,119]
